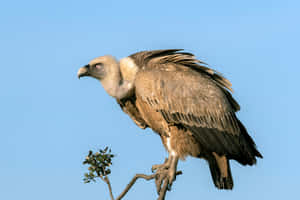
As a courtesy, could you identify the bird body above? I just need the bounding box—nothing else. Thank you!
[78,49,262,190]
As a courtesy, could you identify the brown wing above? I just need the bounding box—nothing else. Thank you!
[134,64,240,134]
[130,49,240,111]
[132,49,262,165]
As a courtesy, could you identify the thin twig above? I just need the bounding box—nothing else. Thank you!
[116,171,182,200]
[97,172,115,200]
[116,173,156,200]
[104,177,115,200]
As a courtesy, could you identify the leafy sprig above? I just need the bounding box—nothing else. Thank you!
[83,147,114,183]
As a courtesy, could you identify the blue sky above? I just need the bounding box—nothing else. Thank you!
[0,0,298,199]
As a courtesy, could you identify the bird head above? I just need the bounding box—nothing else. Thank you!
[77,55,131,98]
[77,55,118,81]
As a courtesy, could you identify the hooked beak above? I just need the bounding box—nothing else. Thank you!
[77,65,90,79]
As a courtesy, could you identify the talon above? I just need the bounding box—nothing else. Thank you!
[151,164,160,172]
[167,184,172,191]
[151,158,170,172]
[155,179,162,194]
[155,174,164,194]
[152,155,179,196]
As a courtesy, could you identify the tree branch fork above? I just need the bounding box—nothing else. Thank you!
[83,148,182,200]
[103,171,182,200]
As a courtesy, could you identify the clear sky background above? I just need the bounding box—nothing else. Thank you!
[0,0,298,200]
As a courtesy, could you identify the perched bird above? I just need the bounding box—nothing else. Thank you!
[78,49,262,191]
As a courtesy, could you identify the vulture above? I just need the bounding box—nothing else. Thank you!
[77,49,262,191]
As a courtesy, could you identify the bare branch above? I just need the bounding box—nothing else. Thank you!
[104,177,115,200]
[116,173,156,200]
[116,171,182,200]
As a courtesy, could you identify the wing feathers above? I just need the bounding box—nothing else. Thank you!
[134,66,240,135]
[188,124,260,165]
[157,110,240,135]
[130,49,234,92]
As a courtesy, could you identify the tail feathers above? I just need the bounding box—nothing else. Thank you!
[207,153,233,190]
[235,119,263,166]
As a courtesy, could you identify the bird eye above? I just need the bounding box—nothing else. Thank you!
[95,63,103,69]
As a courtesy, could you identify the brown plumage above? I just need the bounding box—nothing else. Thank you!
[78,49,262,190]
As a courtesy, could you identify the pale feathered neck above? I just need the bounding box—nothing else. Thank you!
[100,59,134,99]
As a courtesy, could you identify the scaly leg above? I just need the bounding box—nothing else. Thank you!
[153,154,179,195]
[168,155,179,188]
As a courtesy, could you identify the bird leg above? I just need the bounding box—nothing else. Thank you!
[166,155,179,190]
[152,155,179,195]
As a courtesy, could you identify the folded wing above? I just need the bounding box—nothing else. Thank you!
[132,49,262,165]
